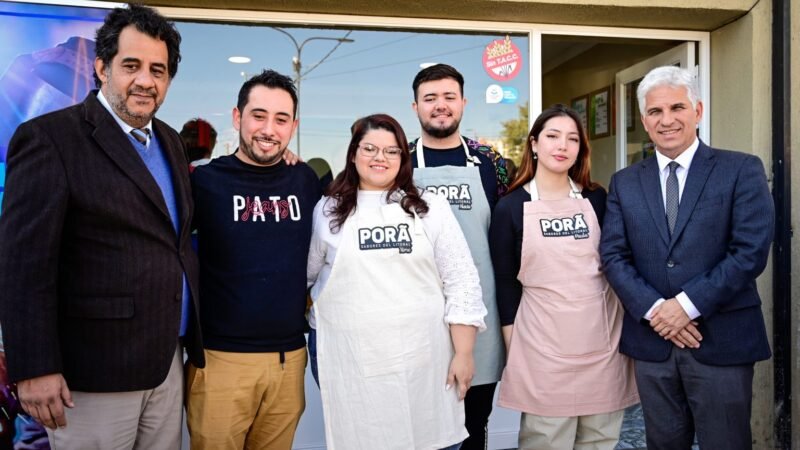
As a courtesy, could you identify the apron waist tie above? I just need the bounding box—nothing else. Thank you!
[280,351,285,370]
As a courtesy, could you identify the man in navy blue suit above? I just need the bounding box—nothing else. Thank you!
[600,66,774,450]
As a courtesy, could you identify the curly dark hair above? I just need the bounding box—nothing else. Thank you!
[412,63,464,100]
[508,103,599,193]
[326,114,429,233]
[93,4,182,88]
[237,69,298,118]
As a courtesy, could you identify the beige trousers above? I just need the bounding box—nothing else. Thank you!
[186,348,306,450]
[519,409,626,450]
[46,346,184,450]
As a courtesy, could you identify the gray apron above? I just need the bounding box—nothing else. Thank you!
[413,137,505,385]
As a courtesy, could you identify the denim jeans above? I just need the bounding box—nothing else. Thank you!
[308,328,319,386]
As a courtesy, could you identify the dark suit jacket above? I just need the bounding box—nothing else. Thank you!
[600,141,774,365]
[0,91,204,392]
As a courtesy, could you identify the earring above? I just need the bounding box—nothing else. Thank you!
[533,152,538,160]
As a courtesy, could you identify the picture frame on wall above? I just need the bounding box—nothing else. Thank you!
[589,86,611,139]
[570,95,589,134]
[626,82,636,132]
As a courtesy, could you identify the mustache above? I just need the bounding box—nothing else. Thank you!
[254,137,281,145]
[128,88,157,97]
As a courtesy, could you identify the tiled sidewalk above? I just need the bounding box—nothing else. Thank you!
[617,404,698,450]
[616,404,647,449]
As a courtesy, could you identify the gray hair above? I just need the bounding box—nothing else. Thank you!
[636,66,699,116]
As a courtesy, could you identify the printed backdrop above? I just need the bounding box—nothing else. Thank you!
[0,2,108,448]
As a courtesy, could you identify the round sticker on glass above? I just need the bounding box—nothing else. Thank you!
[483,36,522,81]
[486,84,503,104]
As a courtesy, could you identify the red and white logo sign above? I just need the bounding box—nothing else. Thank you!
[482,36,522,81]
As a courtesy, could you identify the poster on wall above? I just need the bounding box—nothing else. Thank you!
[0,2,108,448]
[626,83,635,131]
[570,95,589,133]
[589,86,611,139]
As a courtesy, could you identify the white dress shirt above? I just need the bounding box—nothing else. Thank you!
[97,90,153,147]
[644,138,702,321]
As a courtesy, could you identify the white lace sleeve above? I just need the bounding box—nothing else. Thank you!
[306,197,329,290]
[424,193,487,331]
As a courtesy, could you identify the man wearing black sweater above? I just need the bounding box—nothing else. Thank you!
[187,70,321,450]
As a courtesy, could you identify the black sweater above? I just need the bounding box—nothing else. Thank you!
[191,155,322,352]
[489,185,607,326]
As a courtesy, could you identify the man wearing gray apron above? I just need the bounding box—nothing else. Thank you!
[410,64,509,450]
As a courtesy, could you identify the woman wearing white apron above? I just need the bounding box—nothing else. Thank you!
[490,104,638,450]
[307,114,487,450]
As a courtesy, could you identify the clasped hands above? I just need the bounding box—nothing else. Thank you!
[650,298,703,349]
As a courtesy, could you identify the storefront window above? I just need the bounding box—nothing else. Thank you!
[162,22,530,174]
[0,2,531,184]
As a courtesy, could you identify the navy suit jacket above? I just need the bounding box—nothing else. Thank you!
[600,141,774,365]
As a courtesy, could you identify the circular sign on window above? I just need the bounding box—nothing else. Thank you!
[482,36,522,81]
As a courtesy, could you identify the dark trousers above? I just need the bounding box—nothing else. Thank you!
[460,382,497,450]
[309,328,319,386]
[634,347,754,450]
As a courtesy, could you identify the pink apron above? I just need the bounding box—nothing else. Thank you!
[498,179,638,417]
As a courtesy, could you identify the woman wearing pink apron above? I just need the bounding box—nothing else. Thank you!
[490,104,638,449]
[306,114,487,449]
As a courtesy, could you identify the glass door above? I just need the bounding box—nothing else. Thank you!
[614,42,696,170]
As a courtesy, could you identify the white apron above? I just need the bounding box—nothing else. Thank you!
[498,179,638,417]
[413,137,505,385]
[316,197,467,449]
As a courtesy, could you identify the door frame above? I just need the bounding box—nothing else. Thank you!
[530,26,709,143]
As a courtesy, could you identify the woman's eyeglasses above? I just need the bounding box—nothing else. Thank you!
[358,144,402,160]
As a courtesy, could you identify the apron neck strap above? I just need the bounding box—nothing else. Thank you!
[417,136,475,168]
[527,177,583,201]
[381,190,425,235]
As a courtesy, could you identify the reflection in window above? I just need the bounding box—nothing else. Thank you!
[161,23,530,175]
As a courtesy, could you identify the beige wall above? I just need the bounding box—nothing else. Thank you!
[151,0,756,30]
[541,42,672,187]
[711,0,774,446]
[792,0,800,448]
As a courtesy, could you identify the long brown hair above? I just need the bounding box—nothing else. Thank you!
[326,114,429,232]
[508,103,599,193]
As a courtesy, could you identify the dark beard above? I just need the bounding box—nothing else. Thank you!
[238,136,285,166]
[103,67,160,128]
[422,122,460,139]
[108,90,159,129]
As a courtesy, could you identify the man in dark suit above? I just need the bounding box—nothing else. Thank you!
[0,5,203,449]
[600,65,774,450]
